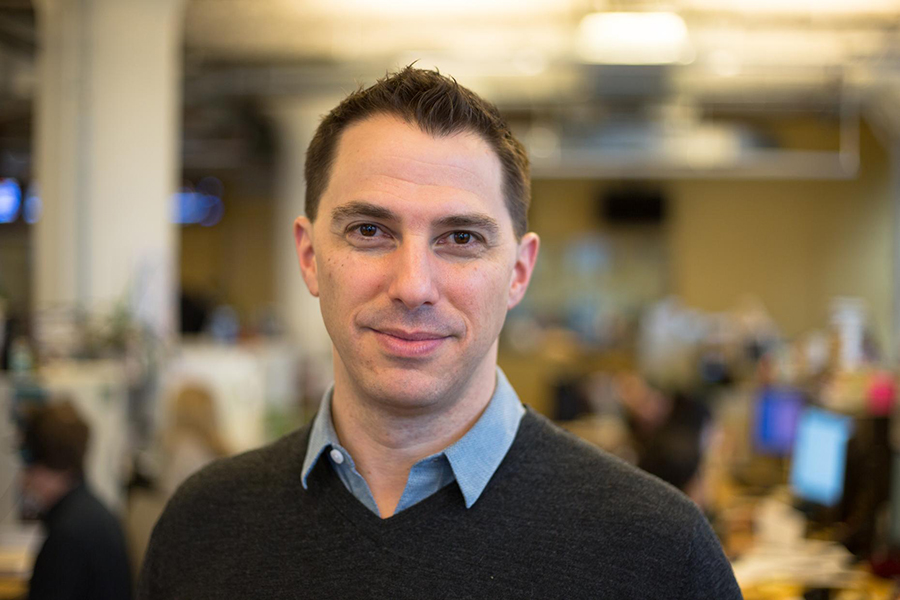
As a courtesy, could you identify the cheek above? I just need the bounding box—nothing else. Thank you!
[318,253,385,314]
[445,263,512,327]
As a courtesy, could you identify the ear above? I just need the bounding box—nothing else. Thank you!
[294,216,319,297]
[508,232,540,310]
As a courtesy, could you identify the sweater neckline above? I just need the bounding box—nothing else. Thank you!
[301,409,541,534]
[305,444,463,530]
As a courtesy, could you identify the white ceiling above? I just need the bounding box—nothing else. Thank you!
[182,0,900,108]
[175,1,900,176]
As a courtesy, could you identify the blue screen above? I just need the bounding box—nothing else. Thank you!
[790,408,852,507]
[754,387,804,456]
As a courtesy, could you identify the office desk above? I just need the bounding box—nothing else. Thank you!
[0,525,40,600]
[716,487,896,599]
[0,577,25,600]
[741,575,893,600]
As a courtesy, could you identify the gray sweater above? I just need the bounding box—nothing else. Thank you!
[139,408,743,599]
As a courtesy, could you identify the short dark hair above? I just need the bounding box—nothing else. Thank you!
[20,400,89,475]
[304,67,531,240]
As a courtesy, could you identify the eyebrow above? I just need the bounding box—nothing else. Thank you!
[330,201,400,223]
[330,200,502,238]
[434,214,501,238]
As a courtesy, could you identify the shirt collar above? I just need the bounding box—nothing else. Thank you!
[442,368,524,507]
[301,367,524,508]
[301,387,341,490]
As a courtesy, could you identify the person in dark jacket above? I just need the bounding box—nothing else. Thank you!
[19,400,132,600]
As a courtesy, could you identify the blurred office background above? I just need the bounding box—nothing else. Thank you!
[2,0,900,597]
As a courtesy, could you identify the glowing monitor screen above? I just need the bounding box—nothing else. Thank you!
[754,387,804,456]
[790,408,852,507]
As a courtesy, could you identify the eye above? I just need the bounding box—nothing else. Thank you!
[345,223,394,248]
[347,223,387,239]
[358,223,379,237]
[452,231,472,244]
[436,230,486,256]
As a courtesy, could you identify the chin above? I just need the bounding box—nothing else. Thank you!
[357,365,463,411]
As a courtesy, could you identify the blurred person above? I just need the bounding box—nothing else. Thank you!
[839,415,892,559]
[638,427,703,501]
[140,67,741,599]
[19,401,132,600]
[637,392,713,508]
[158,384,230,497]
[617,372,674,452]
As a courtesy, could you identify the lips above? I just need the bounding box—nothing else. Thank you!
[375,328,448,341]
[370,327,451,358]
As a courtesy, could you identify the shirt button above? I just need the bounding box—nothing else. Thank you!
[329,448,344,465]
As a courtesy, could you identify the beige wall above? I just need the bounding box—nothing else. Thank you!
[180,189,275,327]
[669,123,892,347]
[505,120,894,412]
[524,121,892,351]
[0,222,30,316]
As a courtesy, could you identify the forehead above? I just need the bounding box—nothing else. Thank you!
[321,114,508,225]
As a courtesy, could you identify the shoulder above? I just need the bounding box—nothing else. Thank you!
[506,409,704,536]
[49,485,120,535]
[42,486,126,562]
[495,410,741,596]
[163,425,309,517]
[139,425,312,596]
[147,425,310,553]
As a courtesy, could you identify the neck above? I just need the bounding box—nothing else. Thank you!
[330,356,498,519]
[40,474,79,515]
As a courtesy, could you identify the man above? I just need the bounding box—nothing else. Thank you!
[139,68,742,599]
[19,401,132,600]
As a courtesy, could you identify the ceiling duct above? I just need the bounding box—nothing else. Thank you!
[526,99,860,180]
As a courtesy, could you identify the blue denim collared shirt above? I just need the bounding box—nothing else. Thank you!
[301,368,525,517]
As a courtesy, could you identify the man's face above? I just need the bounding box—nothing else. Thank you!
[294,114,539,412]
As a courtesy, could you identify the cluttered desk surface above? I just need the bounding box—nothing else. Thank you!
[720,487,896,599]
[0,525,39,600]
[0,578,25,600]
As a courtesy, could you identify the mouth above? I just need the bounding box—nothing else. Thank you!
[369,328,451,359]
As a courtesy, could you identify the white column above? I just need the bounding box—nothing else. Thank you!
[32,0,185,340]
[269,98,337,365]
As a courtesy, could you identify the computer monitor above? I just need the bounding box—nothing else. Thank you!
[790,408,853,507]
[754,386,804,456]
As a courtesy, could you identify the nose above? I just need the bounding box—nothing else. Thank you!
[387,237,440,310]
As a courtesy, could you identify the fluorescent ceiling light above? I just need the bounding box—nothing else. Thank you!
[683,0,900,15]
[308,0,564,17]
[577,12,691,65]
[708,49,741,77]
